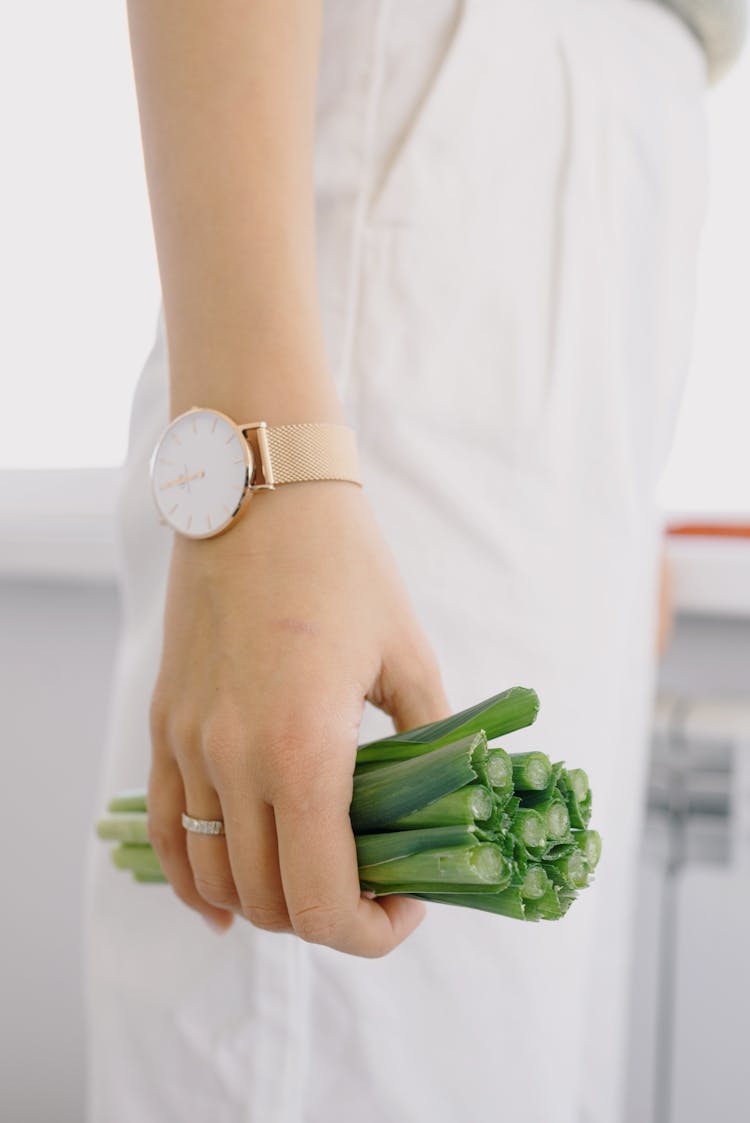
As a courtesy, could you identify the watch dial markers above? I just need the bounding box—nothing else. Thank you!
[150,408,251,538]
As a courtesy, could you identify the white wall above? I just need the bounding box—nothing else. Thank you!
[0,580,120,1122]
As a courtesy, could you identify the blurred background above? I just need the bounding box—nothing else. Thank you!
[1,4,748,1121]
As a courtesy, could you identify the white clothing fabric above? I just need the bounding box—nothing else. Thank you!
[83,2,708,1121]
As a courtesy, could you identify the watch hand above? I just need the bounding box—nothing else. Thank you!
[160,469,206,490]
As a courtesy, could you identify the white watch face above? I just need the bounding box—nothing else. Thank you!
[149,408,253,538]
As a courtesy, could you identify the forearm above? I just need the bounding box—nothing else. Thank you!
[126,0,343,423]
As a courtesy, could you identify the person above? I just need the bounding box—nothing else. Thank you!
[83,1,742,1120]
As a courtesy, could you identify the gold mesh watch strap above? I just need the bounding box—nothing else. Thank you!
[260,422,362,487]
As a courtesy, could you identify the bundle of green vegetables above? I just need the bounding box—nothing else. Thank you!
[96,686,600,922]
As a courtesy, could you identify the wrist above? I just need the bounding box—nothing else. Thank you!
[150,405,362,543]
[169,388,349,428]
[167,342,347,426]
[170,474,369,566]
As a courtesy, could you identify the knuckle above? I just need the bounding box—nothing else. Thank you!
[241,904,291,933]
[147,821,174,857]
[148,693,170,746]
[265,741,323,802]
[170,882,200,912]
[394,640,444,702]
[265,718,343,788]
[202,718,247,770]
[149,702,196,761]
[267,722,322,764]
[290,903,345,946]
[407,635,441,683]
[271,764,346,814]
[365,943,392,961]
[421,644,443,681]
[194,875,239,909]
[167,715,197,753]
[423,658,446,699]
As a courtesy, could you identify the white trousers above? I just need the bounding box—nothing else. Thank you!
[83,2,708,1120]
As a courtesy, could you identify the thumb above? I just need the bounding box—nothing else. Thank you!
[373,637,453,735]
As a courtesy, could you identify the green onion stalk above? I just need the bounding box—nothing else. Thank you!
[95,686,601,923]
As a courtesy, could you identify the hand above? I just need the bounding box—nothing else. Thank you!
[147,481,451,956]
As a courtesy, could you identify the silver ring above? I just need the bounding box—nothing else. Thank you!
[181,811,225,836]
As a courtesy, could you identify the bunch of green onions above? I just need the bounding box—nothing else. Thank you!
[96,686,601,922]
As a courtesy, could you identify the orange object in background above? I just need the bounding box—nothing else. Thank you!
[668,523,750,538]
[658,520,750,650]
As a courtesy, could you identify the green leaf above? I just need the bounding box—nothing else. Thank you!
[355,687,539,762]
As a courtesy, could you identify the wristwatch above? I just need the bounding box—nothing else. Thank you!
[149,406,362,540]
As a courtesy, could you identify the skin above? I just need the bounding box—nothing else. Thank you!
[127,0,451,956]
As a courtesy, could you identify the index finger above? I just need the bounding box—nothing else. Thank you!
[273,781,427,958]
